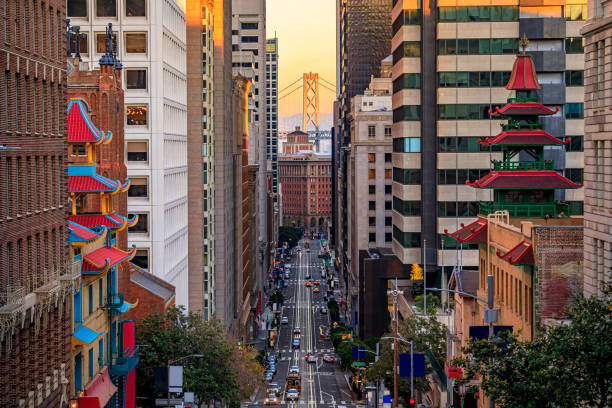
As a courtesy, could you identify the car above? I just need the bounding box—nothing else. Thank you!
[292,338,300,349]
[305,353,316,363]
[322,354,335,363]
[314,280,321,285]
[264,393,279,405]
[320,306,327,314]
[281,316,289,325]
[286,389,299,401]
[305,281,312,287]
[313,287,320,294]
[267,383,280,396]
[289,365,299,374]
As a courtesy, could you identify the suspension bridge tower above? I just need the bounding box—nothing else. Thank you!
[303,72,320,131]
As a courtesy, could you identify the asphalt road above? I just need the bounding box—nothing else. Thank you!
[247,239,361,408]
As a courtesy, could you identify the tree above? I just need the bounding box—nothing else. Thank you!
[453,288,612,408]
[136,306,264,407]
[367,314,446,403]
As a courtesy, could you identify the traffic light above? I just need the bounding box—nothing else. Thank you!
[411,264,423,280]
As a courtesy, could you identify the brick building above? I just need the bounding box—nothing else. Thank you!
[278,151,332,235]
[0,1,72,406]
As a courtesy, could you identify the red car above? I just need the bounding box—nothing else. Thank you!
[305,281,312,287]
[313,287,320,294]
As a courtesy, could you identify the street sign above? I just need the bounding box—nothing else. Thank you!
[399,353,425,377]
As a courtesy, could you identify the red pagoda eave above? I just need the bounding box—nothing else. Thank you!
[69,213,139,231]
[496,241,534,265]
[467,171,583,189]
[479,130,569,146]
[82,246,137,273]
[444,217,488,243]
[489,103,559,117]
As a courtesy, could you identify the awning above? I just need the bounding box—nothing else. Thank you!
[79,366,117,408]
[72,325,106,348]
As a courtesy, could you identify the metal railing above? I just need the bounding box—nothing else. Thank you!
[479,202,570,218]
[492,160,554,171]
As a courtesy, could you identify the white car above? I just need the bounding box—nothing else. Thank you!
[286,389,299,401]
[289,365,299,374]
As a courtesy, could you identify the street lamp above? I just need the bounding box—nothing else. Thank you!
[166,354,204,406]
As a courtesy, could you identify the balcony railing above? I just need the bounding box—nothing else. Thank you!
[479,202,570,218]
[492,160,554,171]
[109,347,139,377]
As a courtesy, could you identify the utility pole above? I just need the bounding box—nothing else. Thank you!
[387,279,403,408]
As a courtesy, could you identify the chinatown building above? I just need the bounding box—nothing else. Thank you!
[445,37,584,407]
[66,29,139,408]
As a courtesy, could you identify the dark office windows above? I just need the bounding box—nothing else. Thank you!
[392,9,422,35]
[565,37,584,53]
[565,4,587,20]
[439,202,479,217]
[126,0,146,16]
[439,71,511,87]
[126,69,147,89]
[241,36,259,43]
[393,198,421,216]
[565,136,583,152]
[565,103,584,119]
[439,38,518,55]
[438,104,496,120]
[393,105,421,122]
[393,137,421,153]
[393,168,421,185]
[439,6,518,22]
[393,227,421,248]
[393,73,421,92]
[392,41,421,62]
[565,168,583,184]
[68,0,87,17]
[439,169,490,184]
[565,70,584,86]
[241,22,259,30]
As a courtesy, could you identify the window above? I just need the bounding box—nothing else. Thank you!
[96,32,116,53]
[241,22,258,29]
[384,126,392,138]
[392,41,421,62]
[393,168,421,184]
[369,201,376,211]
[126,69,147,89]
[128,178,148,198]
[96,0,116,17]
[126,106,147,126]
[565,136,583,152]
[69,33,89,55]
[125,33,147,53]
[68,0,87,17]
[393,198,421,216]
[393,137,421,153]
[565,103,584,119]
[385,185,392,195]
[126,0,146,17]
[565,70,584,86]
[385,216,392,226]
[393,105,421,122]
[565,4,587,20]
[241,36,258,43]
[385,232,392,242]
[385,153,392,163]
[128,214,148,233]
[369,217,376,226]
[368,125,376,138]
[565,168,583,184]
[127,141,148,162]
[393,73,421,92]
[369,233,376,242]
[385,169,392,179]
[368,169,376,179]
[565,37,584,53]
[368,153,376,163]
[393,226,421,248]
[369,185,376,194]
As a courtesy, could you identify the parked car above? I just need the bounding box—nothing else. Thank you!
[286,389,299,401]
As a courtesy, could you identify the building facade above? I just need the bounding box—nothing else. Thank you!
[278,152,332,235]
[0,1,71,406]
[391,1,585,286]
[66,0,191,308]
[582,0,612,297]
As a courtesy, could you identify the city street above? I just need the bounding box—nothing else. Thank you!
[247,239,360,408]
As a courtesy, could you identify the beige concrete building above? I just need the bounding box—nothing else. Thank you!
[347,58,394,311]
[391,0,585,286]
[582,0,612,297]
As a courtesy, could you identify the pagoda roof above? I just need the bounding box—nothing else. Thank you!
[444,218,488,243]
[496,241,534,265]
[479,130,569,146]
[68,164,130,194]
[506,55,541,91]
[68,221,107,245]
[67,99,112,144]
[82,246,136,274]
[489,102,559,117]
[466,171,583,189]
[69,213,139,231]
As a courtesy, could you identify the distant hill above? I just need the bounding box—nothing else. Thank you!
[279,113,333,132]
